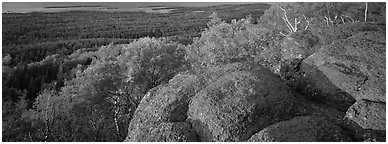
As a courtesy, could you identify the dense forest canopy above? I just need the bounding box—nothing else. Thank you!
[2,3,268,65]
[2,2,386,142]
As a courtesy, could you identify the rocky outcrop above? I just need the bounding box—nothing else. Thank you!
[124,24,385,142]
[124,73,204,142]
[279,28,386,142]
[125,62,297,142]
[188,63,296,141]
[298,31,385,111]
[267,24,385,142]
[248,116,351,142]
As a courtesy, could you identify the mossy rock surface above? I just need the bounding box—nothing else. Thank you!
[124,73,204,142]
[343,100,386,142]
[248,115,351,142]
[125,62,297,142]
[298,31,385,111]
[187,62,296,141]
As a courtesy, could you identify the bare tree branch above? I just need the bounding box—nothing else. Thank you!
[282,17,294,32]
[107,90,138,107]
[303,15,310,29]
[279,31,287,36]
[324,16,330,25]
[278,5,298,32]
[364,2,368,22]
[278,5,286,12]
[340,16,345,23]
[342,15,355,23]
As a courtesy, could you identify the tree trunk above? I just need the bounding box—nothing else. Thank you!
[113,99,121,141]
[44,94,51,142]
[364,2,368,22]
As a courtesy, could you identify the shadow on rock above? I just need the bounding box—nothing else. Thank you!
[297,64,356,111]
[188,119,213,142]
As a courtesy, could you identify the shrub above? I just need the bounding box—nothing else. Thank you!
[186,15,266,67]
[187,14,285,73]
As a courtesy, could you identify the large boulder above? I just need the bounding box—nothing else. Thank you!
[298,31,385,111]
[343,100,386,142]
[280,23,384,85]
[248,115,351,142]
[291,91,347,125]
[125,63,297,142]
[124,73,204,142]
[188,62,296,141]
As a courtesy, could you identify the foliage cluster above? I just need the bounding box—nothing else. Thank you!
[2,38,188,141]
[186,13,284,72]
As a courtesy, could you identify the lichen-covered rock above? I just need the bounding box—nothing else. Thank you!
[124,73,204,142]
[248,116,351,142]
[345,100,386,130]
[291,91,346,125]
[311,22,384,45]
[343,100,386,142]
[125,122,198,142]
[188,62,296,141]
[298,31,385,111]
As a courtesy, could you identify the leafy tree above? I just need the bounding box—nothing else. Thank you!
[186,14,274,68]
[27,89,59,141]
[25,37,189,141]
[2,54,12,66]
[118,37,189,93]
[207,12,223,27]
[2,91,35,142]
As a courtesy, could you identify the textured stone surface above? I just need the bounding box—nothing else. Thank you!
[342,100,386,142]
[124,73,204,142]
[345,100,386,130]
[248,116,351,142]
[125,63,297,142]
[311,22,384,45]
[298,31,385,111]
[125,122,198,142]
[124,28,385,142]
[188,62,296,141]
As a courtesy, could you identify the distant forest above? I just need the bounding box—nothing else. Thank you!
[2,2,385,142]
[3,3,267,65]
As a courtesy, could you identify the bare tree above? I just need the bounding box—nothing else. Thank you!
[364,2,368,22]
[278,5,310,34]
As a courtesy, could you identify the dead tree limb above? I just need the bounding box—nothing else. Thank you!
[364,2,368,22]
